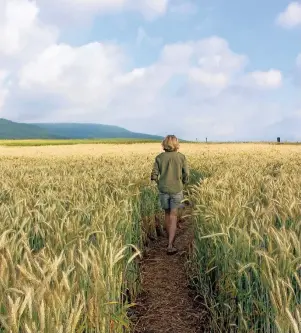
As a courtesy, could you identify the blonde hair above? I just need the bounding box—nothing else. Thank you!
[162,135,179,152]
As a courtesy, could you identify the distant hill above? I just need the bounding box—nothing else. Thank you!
[0,118,163,140]
[31,123,163,140]
[0,118,60,139]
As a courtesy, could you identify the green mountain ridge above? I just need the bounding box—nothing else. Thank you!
[0,118,61,139]
[0,119,163,140]
[32,122,163,139]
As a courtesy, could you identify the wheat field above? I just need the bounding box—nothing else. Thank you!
[0,143,301,332]
[189,144,301,332]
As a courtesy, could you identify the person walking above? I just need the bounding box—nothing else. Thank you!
[151,135,189,255]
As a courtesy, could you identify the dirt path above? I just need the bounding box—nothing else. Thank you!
[131,213,208,333]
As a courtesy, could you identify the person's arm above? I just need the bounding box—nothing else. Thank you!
[151,157,160,182]
[182,156,189,185]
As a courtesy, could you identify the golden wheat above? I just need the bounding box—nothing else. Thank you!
[0,143,301,332]
[191,144,301,332]
[0,148,161,332]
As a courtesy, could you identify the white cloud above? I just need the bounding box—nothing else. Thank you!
[158,38,247,96]
[160,37,247,76]
[116,68,146,85]
[0,0,57,116]
[18,37,248,115]
[246,70,282,89]
[0,0,58,58]
[276,2,301,28]
[264,109,301,141]
[0,70,9,110]
[38,0,169,22]
[189,69,229,89]
[0,1,296,141]
[293,109,301,117]
[11,34,288,140]
[19,42,124,107]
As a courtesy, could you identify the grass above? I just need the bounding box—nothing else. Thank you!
[1,139,301,147]
[0,143,301,332]
[0,139,301,147]
[0,138,161,147]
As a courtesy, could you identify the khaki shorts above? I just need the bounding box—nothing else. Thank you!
[159,191,184,210]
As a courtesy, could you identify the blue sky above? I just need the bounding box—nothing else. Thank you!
[60,0,299,71]
[0,0,300,140]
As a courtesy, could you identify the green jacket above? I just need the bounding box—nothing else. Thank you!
[151,151,189,194]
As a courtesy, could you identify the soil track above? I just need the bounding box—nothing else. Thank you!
[131,212,208,333]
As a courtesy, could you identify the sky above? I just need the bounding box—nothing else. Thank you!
[0,0,300,141]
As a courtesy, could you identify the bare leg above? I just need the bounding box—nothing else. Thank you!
[164,209,171,236]
[177,207,183,229]
[168,209,177,249]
